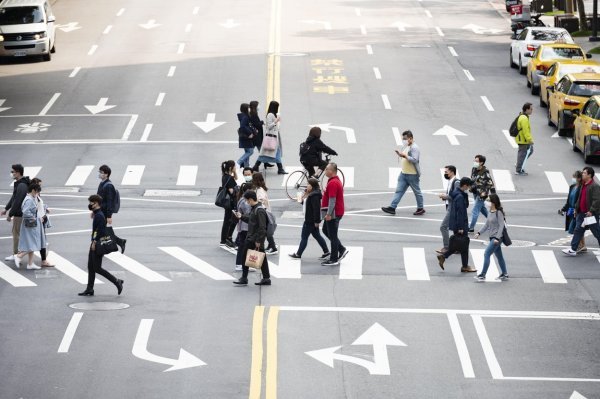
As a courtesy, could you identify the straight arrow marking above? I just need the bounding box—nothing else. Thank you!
[193,113,226,133]
[84,97,116,114]
[0,99,11,113]
[433,125,467,145]
[309,123,356,143]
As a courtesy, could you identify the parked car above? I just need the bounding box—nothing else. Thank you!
[526,43,592,95]
[510,27,574,75]
[539,60,600,107]
[548,73,600,136]
[570,95,600,163]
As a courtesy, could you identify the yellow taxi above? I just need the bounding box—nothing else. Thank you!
[539,60,600,107]
[526,43,591,95]
[571,95,600,163]
[547,73,600,136]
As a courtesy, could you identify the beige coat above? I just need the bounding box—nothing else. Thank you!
[259,113,280,159]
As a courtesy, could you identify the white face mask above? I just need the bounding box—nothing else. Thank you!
[244,175,252,182]
[10,173,14,180]
[572,178,577,185]
[485,201,492,210]
[473,162,480,168]
[402,139,409,147]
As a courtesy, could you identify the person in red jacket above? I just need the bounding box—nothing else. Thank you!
[321,163,348,266]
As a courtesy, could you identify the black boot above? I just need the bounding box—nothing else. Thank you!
[277,163,288,174]
[78,289,94,296]
[252,161,261,172]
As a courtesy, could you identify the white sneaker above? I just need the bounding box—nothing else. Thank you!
[26,264,41,270]
[235,265,243,271]
[4,254,14,261]
[562,248,577,256]
[14,255,22,268]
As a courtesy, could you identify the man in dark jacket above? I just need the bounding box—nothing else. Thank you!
[437,177,476,272]
[1,164,30,261]
[300,127,337,177]
[97,164,126,254]
[563,167,600,256]
[233,190,271,286]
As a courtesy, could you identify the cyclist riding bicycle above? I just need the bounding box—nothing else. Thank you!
[300,127,338,177]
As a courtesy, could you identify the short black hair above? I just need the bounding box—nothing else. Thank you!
[99,165,111,178]
[402,130,413,139]
[445,165,456,174]
[583,166,595,178]
[243,190,257,201]
[522,102,532,112]
[243,167,253,174]
[88,194,102,204]
[240,103,249,113]
[11,164,24,175]
[475,154,486,164]
[27,183,41,193]
[459,177,472,187]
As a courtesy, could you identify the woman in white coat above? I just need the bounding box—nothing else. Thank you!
[255,101,287,174]
[15,183,45,270]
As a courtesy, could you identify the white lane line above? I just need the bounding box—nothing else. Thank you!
[403,248,430,280]
[481,96,494,111]
[167,66,176,77]
[69,67,81,78]
[65,165,94,186]
[192,6,200,15]
[470,249,501,283]
[463,69,475,81]
[366,44,373,55]
[121,114,138,141]
[425,10,433,18]
[532,250,567,284]
[448,46,458,57]
[270,245,302,278]
[491,169,515,192]
[103,25,113,35]
[545,171,569,194]
[447,312,475,378]
[155,92,166,106]
[39,92,61,116]
[185,24,192,33]
[176,165,198,186]
[116,8,125,16]
[502,130,518,149]
[88,45,98,56]
[339,246,363,280]
[0,261,37,287]
[105,252,171,282]
[177,43,185,54]
[472,315,504,379]
[140,124,153,142]
[355,7,362,16]
[392,127,402,146]
[381,94,392,109]
[47,251,103,285]
[373,67,382,79]
[360,25,367,35]
[435,26,444,36]
[57,312,83,353]
[159,247,235,280]
[121,165,145,185]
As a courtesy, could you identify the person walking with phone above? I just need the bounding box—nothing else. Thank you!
[473,194,509,281]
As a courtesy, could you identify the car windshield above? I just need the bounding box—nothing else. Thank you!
[558,65,600,79]
[569,82,600,97]
[531,30,566,41]
[541,47,583,60]
[0,6,44,25]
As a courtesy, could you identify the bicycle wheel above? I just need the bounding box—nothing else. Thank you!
[285,170,309,200]
[320,168,345,188]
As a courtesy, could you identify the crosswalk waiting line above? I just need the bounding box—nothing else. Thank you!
[403,248,430,280]
[271,245,302,278]
[470,249,501,283]
[121,165,145,185]
[339,246,363,280]
[105,252,171,282]
[10,166,41,186]
[491,169,515,192]
[176,165,198,186]
[545,171,569,194]
[158,247,235,280]
[0,261,37,287]
[65,165,94,186]
[532,250,567,284]
[46,251,103,285]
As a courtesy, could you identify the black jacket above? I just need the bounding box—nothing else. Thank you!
[301,136,337,164]
[248,113,264,148]
[91,208,107,243]
[448,188,469,233]
[5,176,30,217]
[238,113,255,149]
[304,189,322,224]
[97,179,117,218]
[243,204,267,244]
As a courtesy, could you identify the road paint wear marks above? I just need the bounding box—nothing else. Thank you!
[58,312,83,353]
[65,165,94,186]
[448,46,458,57]
[0,261,36,287]
[103,25,112,35]
[249,306,265,399]
[167,66,176,77]
[435,27,444,36]
[121,165,145,185]
[366,44,373,55]
[532,250,567,283]
[392,127,402,145]
[155,92,165,106]
[381,94,391,109]
[373,67,382,79]
[159,247,235,280]
[185,24,192,33]
[39,93,61,116]
[311,58,349,94]
[403,247,430,280]
[339,246,363,280]
[105,252,171,282]
[266,307,280,399]
[116,8,125,16]
[491,169,515,192]
[88,45,98,56]
[470,249,501,282]
[472,315,504,378]
[270,246,301,278]
[545,171,569,194]
[47,251,103,285]
[447,312,475,378]
[481,96,494,111]
[425,10,432,18]
[177,43,185,54]
[176,165,198,186]
[121,114,138,141]
[360,25,367,35]
[463,69,475,81]
[502,130,518,149]
[69,67,81,78]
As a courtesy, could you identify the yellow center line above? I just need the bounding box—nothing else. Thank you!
[265,306,280,399]
[266,0,282,105]
[249,306,265,399]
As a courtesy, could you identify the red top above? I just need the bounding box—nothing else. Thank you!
[321,175,345,217]
[580,179,592,213]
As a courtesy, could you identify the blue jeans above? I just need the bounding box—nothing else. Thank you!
[275,146,282,163]
[238,148,254,167]
[390,173,423,209]
[297,221,329,256]
[571,213,600,251]
[469,196,488,230]
[480,239,507,276]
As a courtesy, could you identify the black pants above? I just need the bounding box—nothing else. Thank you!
[241,241,270,279]
[302,160,328,177]
[235,231,248,265]
[87,248,118,290]
[107,226,125,247]
[323,217,345,262]
[444,232,470,267]
[221,208,236,243]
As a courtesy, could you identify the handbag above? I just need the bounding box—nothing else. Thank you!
[215,176,233,209]
[95,236,119,256]
[24,218,37,228]
[497,212,512,246]
[448,233,470,253]
[262,133,277,151]
[245,249,265,269]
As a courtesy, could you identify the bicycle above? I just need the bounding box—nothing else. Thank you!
[284,155,345,200]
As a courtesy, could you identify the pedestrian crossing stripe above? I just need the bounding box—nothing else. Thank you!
[0,261,37,287]
[532,250,567,284]
[10,166,41,186]
[470,249,501,283]
[158,246,235,281]
[105,252,171,282]
[491,169,515,192]
[46,251,104,285]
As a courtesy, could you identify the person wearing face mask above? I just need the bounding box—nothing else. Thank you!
[256,101,287,174]
[237,103,256,168]
[14,183,44,270]
[473,194,509,281]
[382,130,425,216]
[437,165,460,254]
[232,182,257,272]
[437,177,476,273]
[78,195,124,296]
[559,171,586,252]
[97,165,126,254]
[1,164,30,262]
[468,155,495,233]
[249,101,270,170]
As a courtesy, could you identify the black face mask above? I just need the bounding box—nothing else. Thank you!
[443,173,450,180]
[88,204,94,211]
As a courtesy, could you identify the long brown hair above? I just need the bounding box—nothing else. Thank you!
[252,172,268,191]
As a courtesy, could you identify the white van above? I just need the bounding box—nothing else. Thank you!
[0,0,56,61]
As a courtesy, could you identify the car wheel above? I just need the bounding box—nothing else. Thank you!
[531,83,539,95]
[519,56,526,75]
[539,90,547,108]
[584,138,594,163]
[548,105,554,127]
[573,133,581,152]
[42,52,51,61]
[510,50,516,69]
[557,114,566,136]
[50,43,55,53]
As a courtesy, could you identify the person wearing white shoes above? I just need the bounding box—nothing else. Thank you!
[473,194,509,281]
[15,183,44,270]
[563,167,600,257]
[1,164,30,262]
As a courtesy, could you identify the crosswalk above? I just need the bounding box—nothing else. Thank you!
[0,245,594,288]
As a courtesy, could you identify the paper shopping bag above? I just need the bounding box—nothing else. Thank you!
[245,249,265,269]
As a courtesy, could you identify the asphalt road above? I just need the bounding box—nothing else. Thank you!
[0,0,599,398]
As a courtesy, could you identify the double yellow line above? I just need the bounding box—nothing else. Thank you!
[249,306,280,399]
[266,0,282,106]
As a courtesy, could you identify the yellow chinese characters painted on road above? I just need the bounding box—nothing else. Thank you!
[311,59,349,94]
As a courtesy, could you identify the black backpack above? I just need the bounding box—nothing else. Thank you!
[299,141,311,159]
[508,115,520,137]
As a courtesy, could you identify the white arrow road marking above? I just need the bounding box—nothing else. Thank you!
[570,391,588,399]
[132,319,206,372]
[300,20,332,30]
[390,21,411,31]
[462,24,502,34]
[308,123,356,143]
[219,19,240,28]
[193,113,226,133]
[306,323,406,375]
[433,125,467,145]
[84,97,116,114]
[56,22,81,32]
[0,99,11,113]
[139,19,161,29]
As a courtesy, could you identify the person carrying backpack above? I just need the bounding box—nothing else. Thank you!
[300,126,337,177]
[514,102,534,176]
[97,165,127,254]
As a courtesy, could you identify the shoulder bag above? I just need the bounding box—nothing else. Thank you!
[215,176,233,209]
[498,212,512,246]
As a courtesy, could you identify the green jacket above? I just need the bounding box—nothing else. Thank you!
[515,114,533,145]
